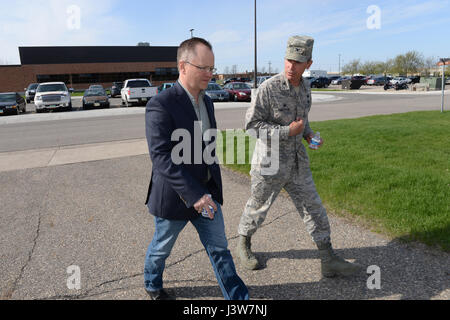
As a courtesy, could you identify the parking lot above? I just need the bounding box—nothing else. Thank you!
[23,96,125,113]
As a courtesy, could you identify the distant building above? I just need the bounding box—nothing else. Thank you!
[0,46,178,92]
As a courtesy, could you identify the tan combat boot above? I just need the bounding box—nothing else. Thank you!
[236,235,260,270]
[318,242,363,277]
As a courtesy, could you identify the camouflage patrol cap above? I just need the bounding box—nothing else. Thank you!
[285,35,314,63]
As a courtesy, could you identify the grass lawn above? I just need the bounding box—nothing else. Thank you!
[311,88,343,92]
[219,111,450,251]
[71,90,111,97]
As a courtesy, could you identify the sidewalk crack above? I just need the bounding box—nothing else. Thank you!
[5,169,53,299]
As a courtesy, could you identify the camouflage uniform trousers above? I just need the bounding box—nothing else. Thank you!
[238,159,331,246]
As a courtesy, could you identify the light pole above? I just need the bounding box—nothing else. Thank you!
[190,29,194,38]
[439,58,449,113]
[253,0,257,89]
[338,54,341,76]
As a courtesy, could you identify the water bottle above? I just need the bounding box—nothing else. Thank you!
[201,194,215,219]
[309,132,321,150]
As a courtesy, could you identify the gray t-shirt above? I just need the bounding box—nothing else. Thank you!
[178,80,211,135]
[178,80,212,182]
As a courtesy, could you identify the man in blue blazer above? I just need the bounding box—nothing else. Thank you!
[144,37,249,300]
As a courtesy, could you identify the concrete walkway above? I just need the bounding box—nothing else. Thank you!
[1,139,448,300]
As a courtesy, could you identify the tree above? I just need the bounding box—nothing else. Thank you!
[392,51,424,76]
[231,65,238,76]
[423,56,437,76]
[342,59,361,75]
[359,61,386,75]
[137,42,150,46]
[224,66,230,75]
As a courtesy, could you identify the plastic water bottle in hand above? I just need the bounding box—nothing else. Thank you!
[201,194,215,219]
[309,132,321,150]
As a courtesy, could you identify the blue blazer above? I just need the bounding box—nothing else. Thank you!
[145,82,223,220]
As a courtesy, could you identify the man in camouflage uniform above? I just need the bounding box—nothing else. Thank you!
[236,35,363,277]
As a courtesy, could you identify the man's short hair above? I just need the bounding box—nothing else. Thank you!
[177,37,213,65]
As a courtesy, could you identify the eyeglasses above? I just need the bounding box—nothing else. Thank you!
[185,61,217,74]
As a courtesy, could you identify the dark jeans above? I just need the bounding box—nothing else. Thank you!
[144,202,249,300]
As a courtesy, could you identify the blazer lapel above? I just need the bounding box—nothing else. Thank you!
[174,81,199,121]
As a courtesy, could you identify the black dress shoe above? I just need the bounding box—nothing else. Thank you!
[145,288,174,300]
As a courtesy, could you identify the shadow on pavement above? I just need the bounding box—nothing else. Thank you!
[169,239,449,300]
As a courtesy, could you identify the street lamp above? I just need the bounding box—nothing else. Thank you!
[439,58,449,113]
[190,29,194,38]
[338,54,341,76]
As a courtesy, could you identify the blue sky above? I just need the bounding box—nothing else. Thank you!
[1,0,449,73]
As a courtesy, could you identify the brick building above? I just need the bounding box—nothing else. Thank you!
[0,46,179,92]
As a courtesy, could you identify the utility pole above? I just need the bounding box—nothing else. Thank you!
[268,61,272,74]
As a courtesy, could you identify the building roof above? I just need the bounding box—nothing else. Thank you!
[19,46,178,65]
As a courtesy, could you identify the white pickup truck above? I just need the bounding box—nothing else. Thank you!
[121,79,158,107]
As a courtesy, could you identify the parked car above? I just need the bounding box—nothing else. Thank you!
[88,85,104,91]
[205,82,229,102]
[34,82,72,113]
[331,76,350,85]
[407,76,421,84]
[257,76,271,87]
[25,83,39,103]
[0,92,26,115]
[82,88,109,110]
[110,82,123,97]
[157,82,175,93]
[239,77,252,83]
[310,77,331,88]
[223,82,252,102]
[224,78,239,85]
[351,75,367,81]
[390,77,409,85]
[327,76,340,84]
[367,76,392,86]
[121,79,158,107]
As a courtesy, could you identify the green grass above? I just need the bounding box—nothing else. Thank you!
[311,88,343,91]
[70,90,111,97]
[219,111,450,251]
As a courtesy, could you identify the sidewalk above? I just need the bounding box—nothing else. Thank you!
[1,143,448,300]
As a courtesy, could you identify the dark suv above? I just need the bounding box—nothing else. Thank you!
[25,83,39,103]
[110,82,124,97]
[310,77,331,88]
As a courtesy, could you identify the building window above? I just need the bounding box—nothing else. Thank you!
[36,74,70,83]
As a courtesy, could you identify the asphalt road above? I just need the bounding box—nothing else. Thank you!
[0,90,448,152]
[0,91,449,301]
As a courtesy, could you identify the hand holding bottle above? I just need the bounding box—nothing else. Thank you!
[307,132,323,150]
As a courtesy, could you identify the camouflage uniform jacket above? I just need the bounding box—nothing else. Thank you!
[245,72,314,178]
